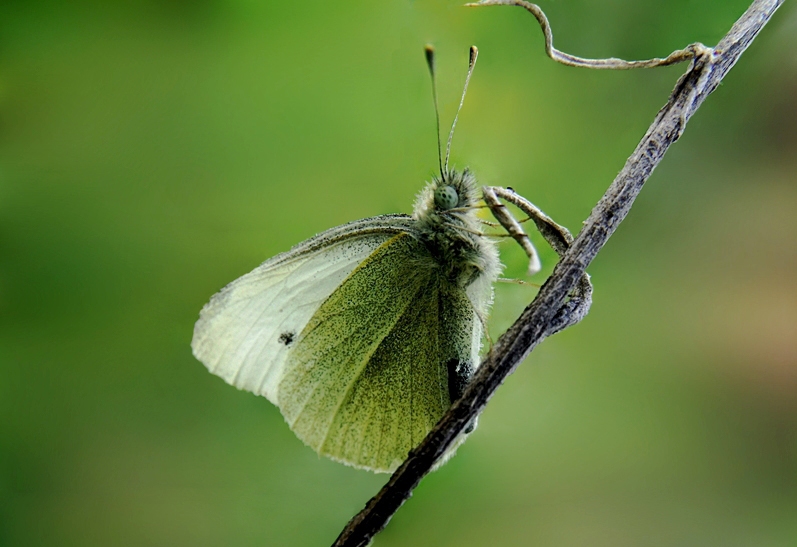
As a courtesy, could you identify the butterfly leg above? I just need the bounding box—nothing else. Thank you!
[496,277,540,288]
[483,186,572,255]
[481,187,543,275]
[482,186,593,335]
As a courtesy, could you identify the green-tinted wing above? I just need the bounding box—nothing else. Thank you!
[277,233,478,472]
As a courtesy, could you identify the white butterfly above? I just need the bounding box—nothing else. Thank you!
[193,164,502,472]
[190,46,548,473]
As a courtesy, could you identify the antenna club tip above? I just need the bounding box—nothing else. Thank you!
[468,46,479,70]
[424,45,435,70]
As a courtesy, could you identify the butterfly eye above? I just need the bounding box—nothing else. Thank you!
[434,185,459,210]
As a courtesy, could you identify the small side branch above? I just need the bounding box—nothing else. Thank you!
[466,0,712,69]
[332,1,785,546]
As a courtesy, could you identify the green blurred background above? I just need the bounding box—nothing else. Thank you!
[2,1,796,545]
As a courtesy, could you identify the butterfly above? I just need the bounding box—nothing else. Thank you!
[191,46,533,473]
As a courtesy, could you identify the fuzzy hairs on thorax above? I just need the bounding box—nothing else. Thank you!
[412,169,501,286]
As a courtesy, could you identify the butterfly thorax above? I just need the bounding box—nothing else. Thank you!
[412,169,499,287]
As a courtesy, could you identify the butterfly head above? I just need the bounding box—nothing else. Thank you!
[412,168,481,230]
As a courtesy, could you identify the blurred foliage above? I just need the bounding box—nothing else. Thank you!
[1,1,796,546]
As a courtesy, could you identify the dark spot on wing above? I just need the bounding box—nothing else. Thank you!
[447,358,476,433]
[278,331,295,346]
[446,358,472,403]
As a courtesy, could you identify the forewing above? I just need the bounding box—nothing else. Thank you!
[191,215,413,403]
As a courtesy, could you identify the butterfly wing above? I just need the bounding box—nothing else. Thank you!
[278,232,481,472]
[191,215,414,403]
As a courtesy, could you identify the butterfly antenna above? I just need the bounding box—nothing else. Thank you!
[424,45,444,181]
[444,45,478,174]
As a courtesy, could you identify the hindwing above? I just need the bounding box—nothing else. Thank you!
[278,233,479,472]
